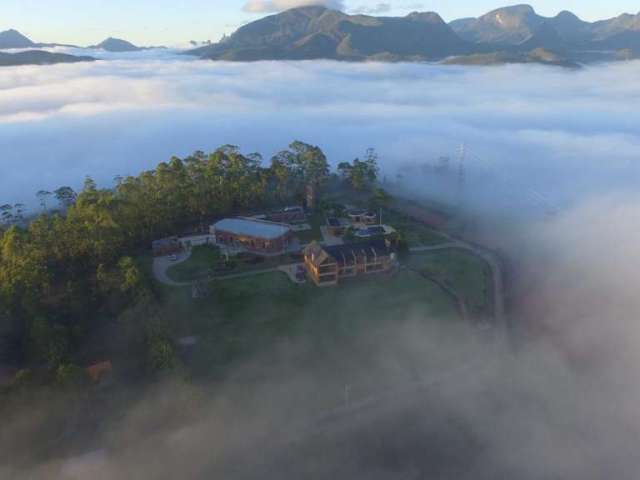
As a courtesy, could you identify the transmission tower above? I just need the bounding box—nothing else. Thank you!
[457,143,466,207]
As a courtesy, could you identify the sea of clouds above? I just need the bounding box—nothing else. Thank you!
[1,52,640,212]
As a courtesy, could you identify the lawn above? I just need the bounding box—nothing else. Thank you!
[166,245,221,282]
[382,208,450,246]
[158,268,463,384]
[407,249,494,318]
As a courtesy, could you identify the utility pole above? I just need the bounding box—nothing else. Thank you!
[457,143,466,208]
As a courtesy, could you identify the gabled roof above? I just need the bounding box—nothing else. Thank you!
[304,241,334,267]
[213,218,291,240]
[307,239,393,268]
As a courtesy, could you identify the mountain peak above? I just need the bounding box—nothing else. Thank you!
[486,4,536,16]
[450,4,544,45]
[483,4,538,24]
[284,5,331,16]
[556,10,580,21]
[94,37,141,52]
[406,12,446,25]
[0,29,35,49]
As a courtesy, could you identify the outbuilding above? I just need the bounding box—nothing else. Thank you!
[347,210,377,225]
[152,237,182,257]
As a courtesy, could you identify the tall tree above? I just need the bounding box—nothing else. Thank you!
[342,148,379,191]
[0,204,13,225]
[54,186,77,210]
[36,190,52,212]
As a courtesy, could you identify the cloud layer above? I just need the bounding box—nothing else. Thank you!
[243,0,345,13]
[1,53,640,216]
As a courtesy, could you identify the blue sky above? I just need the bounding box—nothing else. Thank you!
[2,0,639,46]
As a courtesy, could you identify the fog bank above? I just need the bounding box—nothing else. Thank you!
[1,56,640,211]
[5,190,640,478]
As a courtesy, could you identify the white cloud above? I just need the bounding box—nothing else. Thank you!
[350,3,392,15]
[243,0,345,13]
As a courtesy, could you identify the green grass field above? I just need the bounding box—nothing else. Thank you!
[407,249,493,318]
[382,208,450,246]
[166,245,221,282]
[157,268,461,379]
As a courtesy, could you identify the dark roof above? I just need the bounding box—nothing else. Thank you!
[327,217,341,227]
[348,210,376,217]
[366,226,386,235]
[324,239,393,266]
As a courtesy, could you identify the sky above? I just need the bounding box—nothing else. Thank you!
[1,0,639,47]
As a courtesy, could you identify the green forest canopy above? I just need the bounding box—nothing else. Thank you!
[0,141,334,371]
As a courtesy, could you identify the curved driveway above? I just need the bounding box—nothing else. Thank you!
[152,251,192,287]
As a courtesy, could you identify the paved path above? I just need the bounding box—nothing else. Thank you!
[152,255,300,287]
[409,242,506,333]
[410,242,462,252]
[277,263,306,284]
[152,251,192,287]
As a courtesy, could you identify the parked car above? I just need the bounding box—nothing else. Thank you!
[169,254,178,262]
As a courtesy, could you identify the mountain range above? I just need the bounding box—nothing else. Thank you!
[2,5,640,67]
[0,30,146,53]
[0,31,150,66]
[188,4,640,65]
[0,50,94,67]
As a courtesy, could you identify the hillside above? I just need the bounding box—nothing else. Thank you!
[444,48,580,68]
[188,6,473,61]
[0,50,95,67]
[450,4,640,54]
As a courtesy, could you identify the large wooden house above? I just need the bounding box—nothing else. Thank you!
[303,239,396,287]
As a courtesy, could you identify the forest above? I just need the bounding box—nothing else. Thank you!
[0,141,336,384]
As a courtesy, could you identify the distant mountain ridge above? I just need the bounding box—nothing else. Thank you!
[187,4,640,66]
[90,37,142,52]
[449,4,640,52]
[3,4,640,67]
[0,30,157,52]
[0,50,95,67]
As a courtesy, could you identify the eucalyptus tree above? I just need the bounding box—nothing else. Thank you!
[36,190,52,212]
[54,186,77,209]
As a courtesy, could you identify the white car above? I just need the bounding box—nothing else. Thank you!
[169,254,178,262]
